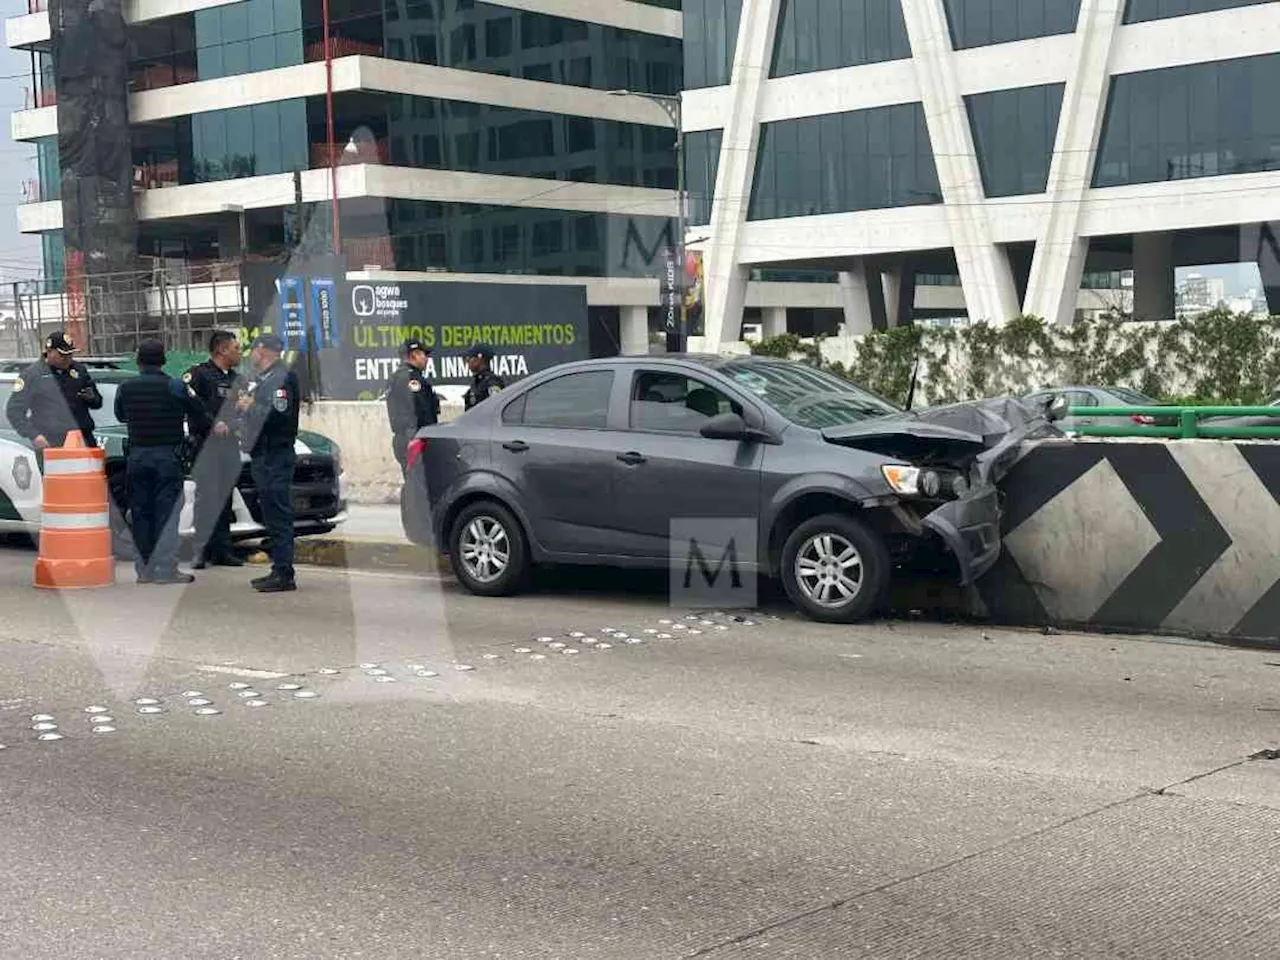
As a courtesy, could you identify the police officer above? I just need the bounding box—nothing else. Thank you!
[114,339,211,585]
[386,338,439,474]
[236,334,300,593]
[4,330,103,465]
[462,344,505,411]
[184,330,247,569]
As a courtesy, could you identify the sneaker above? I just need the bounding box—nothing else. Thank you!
[153,573,196,585]
[136,575,153,585]
[253,574,297,593]
[191,558,208,570]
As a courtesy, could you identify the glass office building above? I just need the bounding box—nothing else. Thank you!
[684,0,1280,341]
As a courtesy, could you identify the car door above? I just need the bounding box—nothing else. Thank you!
[489,368,634,557]
[610,367,765,559]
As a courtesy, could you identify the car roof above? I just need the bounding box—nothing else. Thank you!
[0,367,136,384]
[0,357,131,373]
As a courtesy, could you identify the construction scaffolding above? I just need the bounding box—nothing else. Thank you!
[8,258,249,359]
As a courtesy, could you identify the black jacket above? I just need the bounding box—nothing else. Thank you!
[241,361,301,455]
[183,359,246,442]
[114,367,211,448]
[4,359,103,446]
[386,363,439,436]
[464,369,506,411]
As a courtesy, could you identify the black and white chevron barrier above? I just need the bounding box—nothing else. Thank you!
[978,439,1280,643]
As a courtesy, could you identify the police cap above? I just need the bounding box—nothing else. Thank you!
[252,334,285,353]
[45,330,76,355]
[462,344,494,361]
[401,338,430,357]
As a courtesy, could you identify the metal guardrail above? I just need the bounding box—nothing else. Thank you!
[1068,406,1280,439]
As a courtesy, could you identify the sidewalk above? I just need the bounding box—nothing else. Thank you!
[336,503,408,543]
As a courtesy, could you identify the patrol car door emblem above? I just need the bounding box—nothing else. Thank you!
[12,456,32,491]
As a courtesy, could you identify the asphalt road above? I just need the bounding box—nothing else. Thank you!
[1,547,1278,959]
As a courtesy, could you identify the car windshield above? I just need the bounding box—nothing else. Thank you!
[720,361,902,429]
[0,382,123,429]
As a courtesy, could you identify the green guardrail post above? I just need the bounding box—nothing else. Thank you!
[1180,408,1198,439]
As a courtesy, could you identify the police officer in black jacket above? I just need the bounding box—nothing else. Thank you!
[236,334,300,593]
[462,344,505,411]
[4,331,103,464]
[386,338,439,474]
[114,339,211,585]
[184,330,247,569]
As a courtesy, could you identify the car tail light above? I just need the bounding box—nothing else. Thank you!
[406,438,428,472]
[1131,415,1156,426]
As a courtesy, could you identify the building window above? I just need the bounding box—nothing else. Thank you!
[748,103,941,220]
[683,0,744,89]
[1093,53,1280,187]
[966,83,1065,197]
[686,129,723,226]
[942,0,1081,50]
[484,16,513,57]
[1124,0,1274,23]
[771,0,911,79]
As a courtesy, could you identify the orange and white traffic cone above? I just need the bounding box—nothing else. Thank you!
[33,430,115,589]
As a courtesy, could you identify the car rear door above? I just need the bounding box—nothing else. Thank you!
[489,368,634,557]
[610,367,765,559]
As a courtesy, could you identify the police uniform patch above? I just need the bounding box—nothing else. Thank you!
[408,380,422,392]
[491,384,502,394]
[182,372,193,383]
[11,378,22,392]
[273,388,289,413]
[69,369,79,379]
[187,386,199,400]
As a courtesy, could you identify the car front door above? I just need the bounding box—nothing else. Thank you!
[489,368,634,557]
[610,368,765,560]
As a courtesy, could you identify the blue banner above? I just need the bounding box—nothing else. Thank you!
[277,276,306,350]
[308,277,338,348]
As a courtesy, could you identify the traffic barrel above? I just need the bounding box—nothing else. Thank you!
[34,430,115,590]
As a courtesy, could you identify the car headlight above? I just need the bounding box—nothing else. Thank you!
[881,464,942,498]
[331,445,343,476]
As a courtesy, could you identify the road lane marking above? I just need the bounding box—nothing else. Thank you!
[197,664,290,680]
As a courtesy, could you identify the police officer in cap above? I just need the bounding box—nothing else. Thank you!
[386,338,439,474]
[236,334,300,593]
[463,344,505,411]
[4,330,103,465]
[184,330,247,569]
[114,339,211,585]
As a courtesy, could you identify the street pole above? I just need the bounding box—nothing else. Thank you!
[609,89,686,353]
[238,207,247,258]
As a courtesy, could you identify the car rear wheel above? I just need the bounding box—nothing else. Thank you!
[780,513,890,623]
[448,500,528,597]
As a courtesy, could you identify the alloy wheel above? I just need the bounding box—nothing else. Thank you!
[459,516,510,584]
[794,533,863,608]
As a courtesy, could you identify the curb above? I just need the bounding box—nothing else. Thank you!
[292,536,447,574]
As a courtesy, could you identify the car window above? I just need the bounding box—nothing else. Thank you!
[630,371,742,434]
[1109,387,1157,405]
[719,360,899,429]
[1067,391,1098,408]
[505,371,614,429]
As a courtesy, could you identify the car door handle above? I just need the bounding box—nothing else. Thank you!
[502,440,529,453]
[617,451,646,466]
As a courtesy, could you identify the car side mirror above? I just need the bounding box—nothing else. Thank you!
[700,412,750,441]
[1045,394,1071,422]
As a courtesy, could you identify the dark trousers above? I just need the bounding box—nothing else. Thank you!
[392,432,411,476]
[193,438,241,562]
[252,446,296,579]
[127,445,183,580]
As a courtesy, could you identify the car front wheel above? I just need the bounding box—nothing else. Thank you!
[448,500,529,597]
[780,513,890,623]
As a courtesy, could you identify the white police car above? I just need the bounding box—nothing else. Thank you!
[0,367,348,557]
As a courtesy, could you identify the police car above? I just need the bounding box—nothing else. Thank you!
[0,366,349,557]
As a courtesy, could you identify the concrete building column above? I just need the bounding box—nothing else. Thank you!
[761,306,788,339]
[620,305,650,355]
[899,0,1021,325]
[881,262,918,328]
[699,0,784,351]
[1256,222,1280,315]
[1133,232,1176,321]
[838,264,874,335]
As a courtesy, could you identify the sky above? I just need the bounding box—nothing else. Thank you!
[0,16,41,289]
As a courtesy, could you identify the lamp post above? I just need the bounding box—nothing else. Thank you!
[609,89,685,353]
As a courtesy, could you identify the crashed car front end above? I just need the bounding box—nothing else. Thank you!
[824,397,1063,585]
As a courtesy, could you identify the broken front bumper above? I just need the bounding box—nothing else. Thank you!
[921,485,1002,586]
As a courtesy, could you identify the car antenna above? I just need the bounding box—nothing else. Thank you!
[903,351,921,411]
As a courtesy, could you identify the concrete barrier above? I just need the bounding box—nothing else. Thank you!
[300,400,463,504]
[979,438,1280,645]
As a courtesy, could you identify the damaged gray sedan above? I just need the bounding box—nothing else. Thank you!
[403,355,1064,623]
